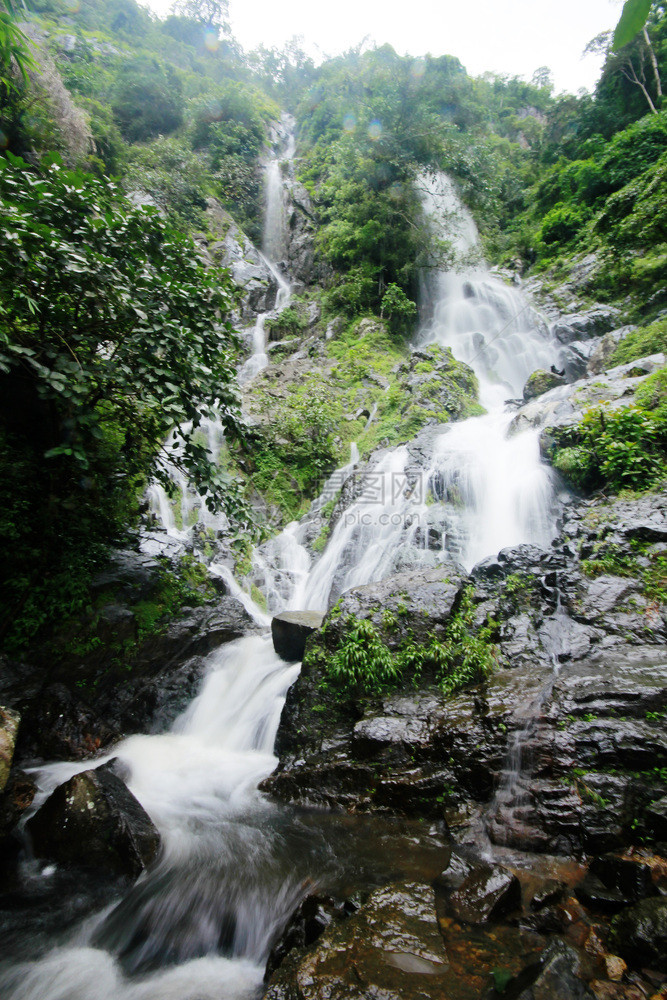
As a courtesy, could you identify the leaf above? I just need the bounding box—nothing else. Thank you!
[612,0,652,51]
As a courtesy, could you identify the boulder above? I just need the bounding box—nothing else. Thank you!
[523,369,566,401]
[265,881,449,1000]
[264,893,356,981]
[530,879,566,910]
[0,706,20,791]
[608,896,667,971]
[588,852,657,904]
[26,761,160,878]
[514,939,595,999]
[446,862,521,924]
[575,873,632,913]
[0,768,36,842]
[317,564,468,653]
[271,611,325,662]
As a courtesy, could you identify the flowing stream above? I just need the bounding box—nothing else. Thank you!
[1,169,566,999]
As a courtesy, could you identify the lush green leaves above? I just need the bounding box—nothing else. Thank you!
[613,0,652,51]
[0,153,245,646]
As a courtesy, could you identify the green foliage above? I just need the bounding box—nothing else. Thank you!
[327,616,401,695]
[124,136,211,228]
[611,319,667,365]
[380,283,418,337]
[248,372,341,521]
[111,56,184,143]
[323,587,496,700]
[551,404,666,492]
[0,0,36,92]
[613,0,652,51]
[0,154,245,647]
[264,303,309,340]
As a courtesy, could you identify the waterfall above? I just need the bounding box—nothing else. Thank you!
[2,173,564,1000]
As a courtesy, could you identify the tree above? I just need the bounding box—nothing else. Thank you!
[0,154,245,644]
[171,0,229,32]
[0,0,35,94]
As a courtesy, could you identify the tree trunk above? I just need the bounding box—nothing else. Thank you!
[643,26,663,106]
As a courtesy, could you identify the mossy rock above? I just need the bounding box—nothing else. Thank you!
[523,369,565,402]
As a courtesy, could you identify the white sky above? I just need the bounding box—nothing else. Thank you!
[148,0,622,94]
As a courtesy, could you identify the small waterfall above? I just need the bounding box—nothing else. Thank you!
[262,115,295,264]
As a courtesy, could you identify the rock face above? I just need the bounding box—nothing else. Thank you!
[552,306,621,344]
[205,198,278,318]
[26,761,160,878]
[393,345,481,424]
[2,545,257,764]
[509,354,666,440]
[272,612,325,661]
[264,489,667,853]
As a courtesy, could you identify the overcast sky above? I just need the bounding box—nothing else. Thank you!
[147,0,621,94]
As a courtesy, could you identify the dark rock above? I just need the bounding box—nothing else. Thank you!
[0,768,36,842]
[609,897,667,971]
[319,564,468,651]
[264,893,356,981]
[589,852,658,904]
[575,873,632,913]
[264,881,449,1000]
[26,760,160,878]
[17,683,120,762]
[432,846,477,894]
[530,879,566,910]
[271,611,325,662]
[523,369,566,401]
[646,795,667,839]
[447,862,521,924]
[514,939,595,999]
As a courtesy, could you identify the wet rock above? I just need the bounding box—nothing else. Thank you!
[589,852,658,904]
[530,879,566,910]
[608,897,667,971]
[447,862,521,924]
[26,760,160,878]
[272,611,325,662]
[575,873,632,913]
[514,939,595,999]
[0,707,20,790]
[0,768,36,843]
[264,881,450,1000]
[523,369,566,401]
[317,564,468,650]
[646,795,667,840]
[264,893,357,981]
[507,355,666,438]
[18,683,119,762]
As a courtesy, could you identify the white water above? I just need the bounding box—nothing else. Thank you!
[3,172,563,999]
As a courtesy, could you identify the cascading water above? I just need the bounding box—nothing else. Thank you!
[2,171,566,999]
